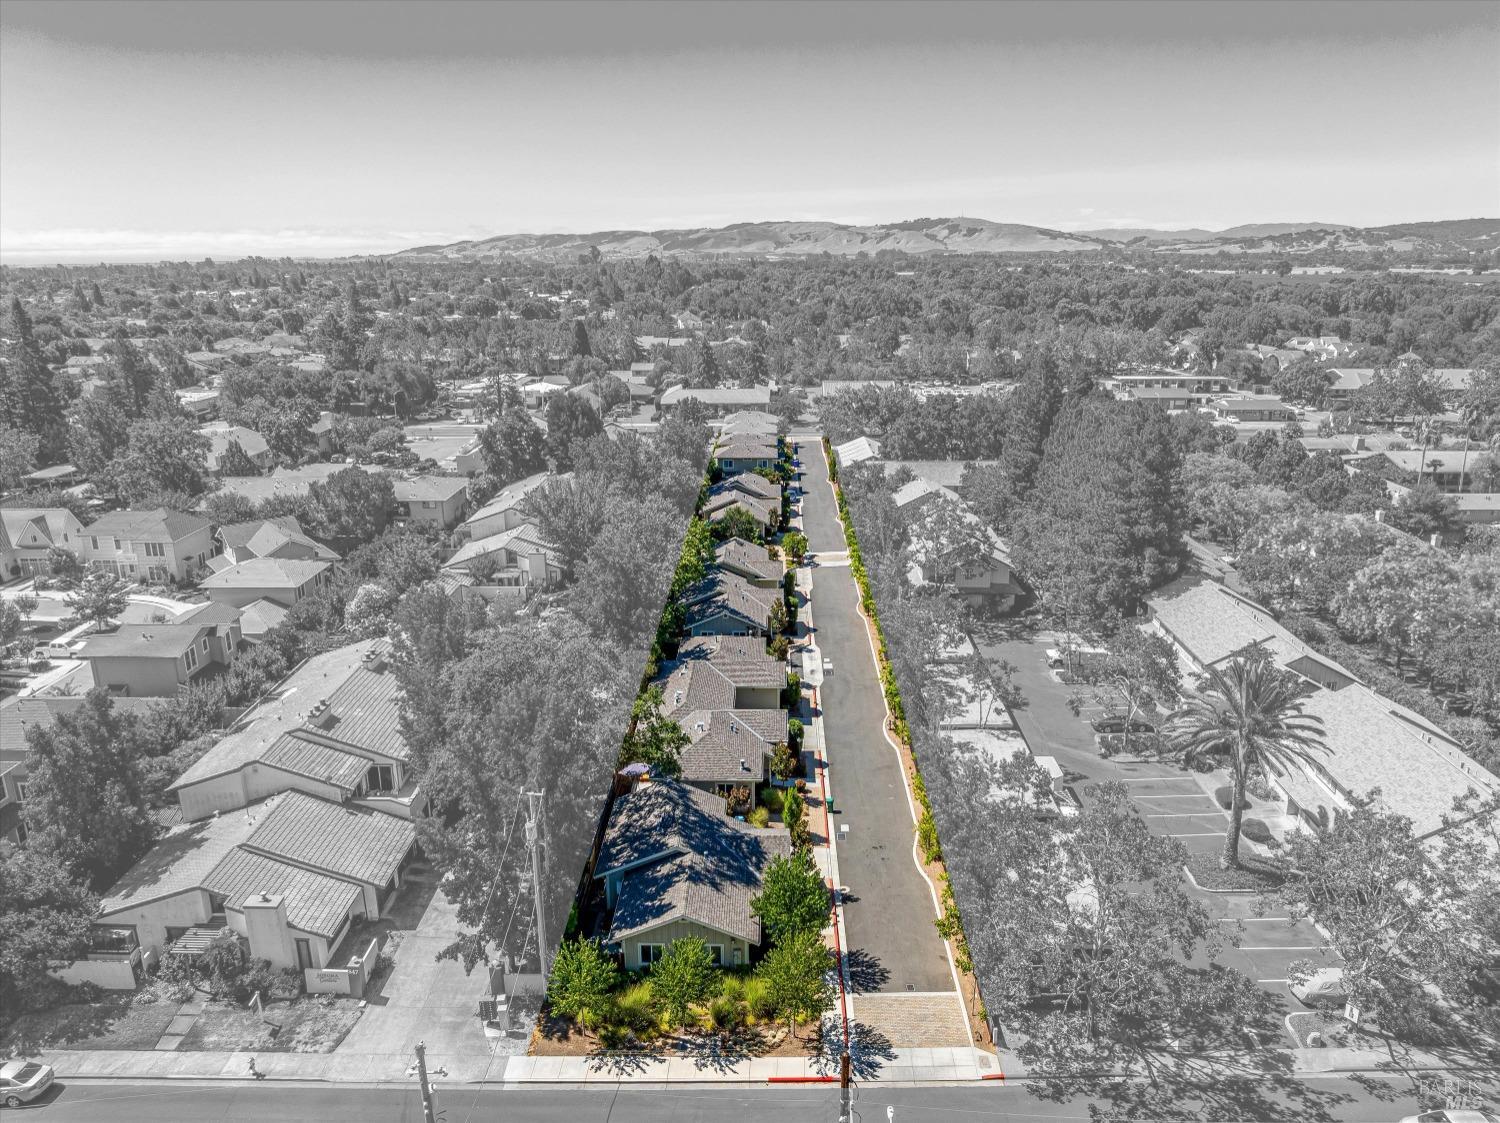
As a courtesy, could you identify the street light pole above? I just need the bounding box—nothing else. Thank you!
[526,790,550,982]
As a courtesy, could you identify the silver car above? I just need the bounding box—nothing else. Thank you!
[0,1059,55,1107]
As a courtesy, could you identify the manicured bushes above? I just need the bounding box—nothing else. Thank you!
[1240,817,1273,844]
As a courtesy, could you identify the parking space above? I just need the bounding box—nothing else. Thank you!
[974,630,1339,1000]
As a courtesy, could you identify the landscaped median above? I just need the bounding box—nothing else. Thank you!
[822,437,988,1047]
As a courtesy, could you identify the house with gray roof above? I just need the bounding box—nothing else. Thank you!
[393,475,469,530]
[75,612,240,697]
[215,516,340,568]
[677,707,788,794]
[702,489,780,538]
[713,537,782,587]
[713,434,779,475]
[593,779,790,970]
[681,570,778,638]
[82,508,214,583]
[199,556,333,610]
[1,508,86,578]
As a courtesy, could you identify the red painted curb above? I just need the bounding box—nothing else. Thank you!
[980,1072,1006,1080]
[767,1075,840,1084]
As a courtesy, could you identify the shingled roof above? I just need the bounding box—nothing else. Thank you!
[596,780,790,946]
[681,569,777,633]
[678,707,787,785]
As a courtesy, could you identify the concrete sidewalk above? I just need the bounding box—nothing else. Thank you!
[500,1045,1002,1085]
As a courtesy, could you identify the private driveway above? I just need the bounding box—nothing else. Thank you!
[802,441,954,995]
[976,631,1335,997]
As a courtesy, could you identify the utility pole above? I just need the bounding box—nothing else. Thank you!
[839,1050,852,1122]
[414,1040,436,1123]
[526,790,550,982]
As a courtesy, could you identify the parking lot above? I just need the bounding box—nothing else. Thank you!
[975,631,1338,997]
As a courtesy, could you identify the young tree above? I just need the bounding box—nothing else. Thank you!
[781,531,808,564]
[750,850,830,946]
[617,686,690,778]
[781,784,809,851]
[1272,801,1493,1036]
[66,569,131,631]
[23,689,158,889]
[650,937,719,1028]
[756,930,834,1038]
[546,937,619,1022]
[1165,654,1327,868]
[1066,626,1181,757]
[0,848,98,1013]
[0,596,37,654]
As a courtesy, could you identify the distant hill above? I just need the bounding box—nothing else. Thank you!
[396,216,1499,261]
[395,217,1109,261]
[1080,222,1350,243]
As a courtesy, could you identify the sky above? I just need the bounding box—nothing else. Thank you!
[1,0,1497,263]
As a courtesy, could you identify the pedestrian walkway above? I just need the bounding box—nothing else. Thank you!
[499,1046,1000,1085]
[153,991,207,1051]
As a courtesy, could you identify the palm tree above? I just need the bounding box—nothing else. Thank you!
[1164,654,1328,869]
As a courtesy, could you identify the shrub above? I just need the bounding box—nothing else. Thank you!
[611,980,656,1035]
[547,938,619,1022]
[783,672,802,708]
[771,741,800,780]
[787,717,803,752]
[725,785,752,817]
[1246,772,1277,801]
[708,995,741,1031]
[918,811,942,863]
[757,785,786,815]
[747,806,770,828]
[743,976,776,1023]
[1215,785,1251,811]
[768,634,791,662]
[1241,817,1273,844]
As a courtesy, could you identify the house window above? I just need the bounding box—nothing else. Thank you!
[422,500,436,509]
[639,943,665,967]
[90,536,99,551]
[144,541,165,558]
[732,947,743,966]
[707,944,724,967]
[366,764,394,792]
[16,782,31,802]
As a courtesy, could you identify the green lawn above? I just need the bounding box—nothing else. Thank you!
[0,994,177,1053]
[178,996,364,1053]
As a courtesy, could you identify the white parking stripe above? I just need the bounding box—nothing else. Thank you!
[1240,945,1326,951]
[1219,917,1293,922]
[1168,831,1225,837]
[1146,811,1226,818]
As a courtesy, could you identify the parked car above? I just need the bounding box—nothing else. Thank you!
[1290,967,1347,1008]
[30,641,75,662]
[0,1059,55,1107]
[1399,1112,1500,1123]
[1091,717,1156,735]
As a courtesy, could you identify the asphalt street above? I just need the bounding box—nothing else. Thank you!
[21,1075,1439,1122]
[799,442,955,995]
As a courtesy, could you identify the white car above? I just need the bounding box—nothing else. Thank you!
[0,1059,55,1107]
[1289,966,1347,1007]
[1399,1112,1500,1123]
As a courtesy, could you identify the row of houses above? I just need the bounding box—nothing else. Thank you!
[582,419,796,971]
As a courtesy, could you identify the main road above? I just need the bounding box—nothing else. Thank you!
[27,1075,1436,1121]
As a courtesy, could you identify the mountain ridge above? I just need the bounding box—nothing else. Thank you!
[393,216,1499,261]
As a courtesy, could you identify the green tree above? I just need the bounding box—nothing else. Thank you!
[1388,480,1458,540]
[546,937,619,1022]
[215,439,261,477]
[750,850,829,946]
[521,474,605,582]
[6,297,69,463]
[781,784,809,850]
[65,569,131,631]
[0,848,98,1014]
[543,393,604,471]
[781,531,807,564]
[23,689,158,889]
[307,466,395,552]
[650,937,719,1028]
[1165,654,1328,868]
[109,417,213,503]
[0,427,39,491]
[570,319,592,358]
[711,506,763,544]
[617,686,690,778]
[479,408,547,485]
[1335,548,1462,672]
[755,930,833,1037]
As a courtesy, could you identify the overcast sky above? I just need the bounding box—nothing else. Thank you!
[2,0,1496,263]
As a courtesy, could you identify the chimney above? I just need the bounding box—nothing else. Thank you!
[740,758,749,772]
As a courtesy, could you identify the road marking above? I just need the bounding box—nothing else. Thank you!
[1259,978,1291,984]
[1145,811,1225,818]
[1168,831,1225,837]
[1219,917,1293,922]
[1240,945,1327,951]
[1116,777,1199,783]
